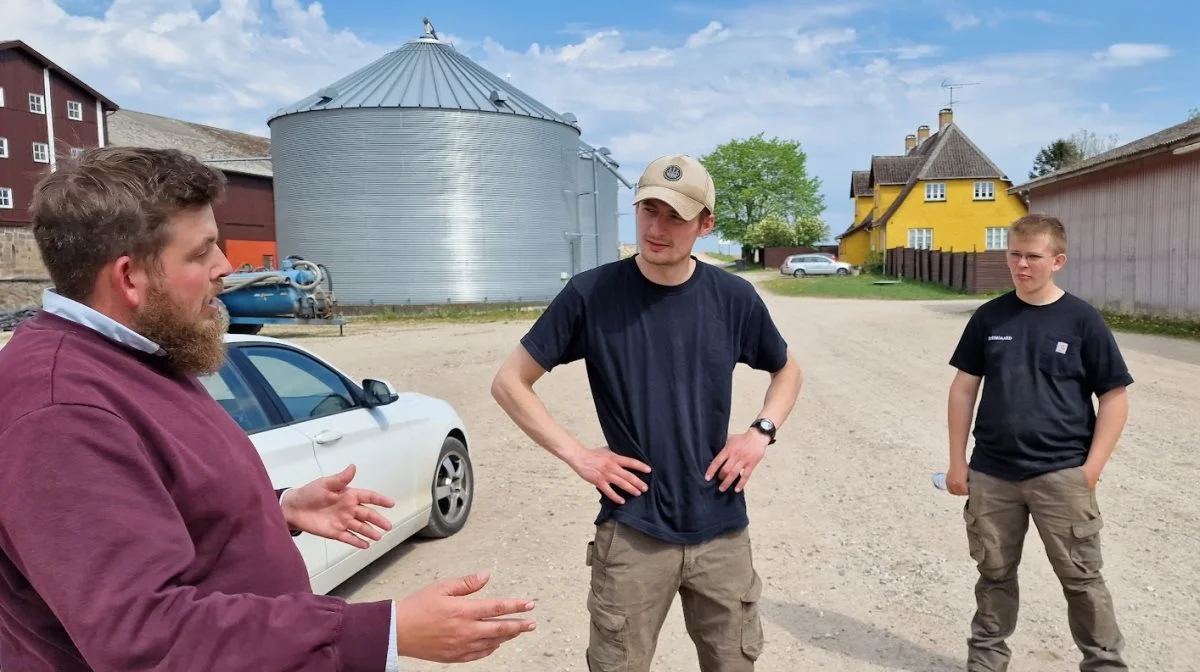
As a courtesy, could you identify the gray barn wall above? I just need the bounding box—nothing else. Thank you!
[1028,150,1200,318]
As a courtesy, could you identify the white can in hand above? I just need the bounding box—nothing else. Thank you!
[932,472,948,491]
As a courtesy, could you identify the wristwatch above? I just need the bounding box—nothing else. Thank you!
[750,418,776,445]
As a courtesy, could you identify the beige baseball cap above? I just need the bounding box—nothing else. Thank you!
[632,154,715,222]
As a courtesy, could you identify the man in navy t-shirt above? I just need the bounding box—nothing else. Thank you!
[946,213,1132,671]
[491,154,803,671]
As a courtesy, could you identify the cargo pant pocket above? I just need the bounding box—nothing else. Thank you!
[586,591,628,671]
[963,507,986,567]
[1069,516,1104,574]
[740,571,764,661]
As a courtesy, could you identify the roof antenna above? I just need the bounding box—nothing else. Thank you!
[422,16,439,41]
[941,79,980,108]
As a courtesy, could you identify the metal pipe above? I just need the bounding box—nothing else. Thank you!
[592,151,601,267]
[199,156,273,162]
[594,152,635,189]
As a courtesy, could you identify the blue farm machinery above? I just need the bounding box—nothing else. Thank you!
[216,256,346,335]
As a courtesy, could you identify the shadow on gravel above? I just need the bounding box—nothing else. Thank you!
[763,598,965,671]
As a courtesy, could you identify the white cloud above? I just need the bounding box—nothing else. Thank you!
[5,0,389,134]
[1093,43,1172,68]
[3,1,1178,244]
[946,12,982,30]
[945,8,1069,30]
[684,21,730,49]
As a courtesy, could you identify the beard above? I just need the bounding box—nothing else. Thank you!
[130,280,228,377]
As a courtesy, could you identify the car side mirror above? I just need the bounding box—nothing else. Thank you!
[362,378,399,407]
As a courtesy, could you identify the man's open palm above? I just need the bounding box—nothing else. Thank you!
[393,571,537,663]
[281,464,395,548]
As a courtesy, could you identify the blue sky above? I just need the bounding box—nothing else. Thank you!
[11,1,1197,250]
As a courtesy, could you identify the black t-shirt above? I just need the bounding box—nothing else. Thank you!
[949,290,1134,481]
[520,256,789,544]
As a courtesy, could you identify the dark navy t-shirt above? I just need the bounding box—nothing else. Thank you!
[949,290,1134,481]
[520,256,789,544]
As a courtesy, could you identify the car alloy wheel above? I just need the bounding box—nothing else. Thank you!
[418,436,474,538]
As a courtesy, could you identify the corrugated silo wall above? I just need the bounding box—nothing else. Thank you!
[269,108,582,306]
[596,163,620,265]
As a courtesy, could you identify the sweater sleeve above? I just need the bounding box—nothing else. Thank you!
[0,404,392,671]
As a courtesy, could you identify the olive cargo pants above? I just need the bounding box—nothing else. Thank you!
[963,467,1126,671]
[584,519,764,672]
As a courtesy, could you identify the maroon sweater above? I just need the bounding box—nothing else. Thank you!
[0,311,392,670]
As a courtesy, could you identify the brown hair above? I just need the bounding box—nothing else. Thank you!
[30,146,226,301]
[1009,213,1066,254]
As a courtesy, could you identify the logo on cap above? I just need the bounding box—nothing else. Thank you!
[663,165,683,181]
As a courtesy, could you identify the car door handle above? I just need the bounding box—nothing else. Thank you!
[314,430,342,445]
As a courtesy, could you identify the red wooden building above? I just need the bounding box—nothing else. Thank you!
[106,109,278,270]
[1,40,278,279]
[0,40,118,278]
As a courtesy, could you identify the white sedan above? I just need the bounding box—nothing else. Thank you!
[198,333,474,595]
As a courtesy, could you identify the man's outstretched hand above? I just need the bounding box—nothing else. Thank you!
[280,464,395,548]
[393,571,537,663]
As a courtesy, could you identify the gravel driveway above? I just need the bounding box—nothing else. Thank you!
[277,282,1200,671]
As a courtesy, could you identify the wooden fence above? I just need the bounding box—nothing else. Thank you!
[885,247,1013,294]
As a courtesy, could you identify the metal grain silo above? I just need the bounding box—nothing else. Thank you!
[266,20,627,307]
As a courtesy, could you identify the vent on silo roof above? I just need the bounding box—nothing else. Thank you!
[489,89,508,107]
[315,87,338,106]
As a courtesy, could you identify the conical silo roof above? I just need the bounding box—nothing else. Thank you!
[267,22,575,127]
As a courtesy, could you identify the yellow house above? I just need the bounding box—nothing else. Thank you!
[838,170,874,265]
[837,107,1028,266]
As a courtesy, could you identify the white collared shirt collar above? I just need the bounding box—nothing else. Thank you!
[40,288,164,355]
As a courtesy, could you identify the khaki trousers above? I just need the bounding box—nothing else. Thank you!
[963,467,1126,671]
[584,519,764,672]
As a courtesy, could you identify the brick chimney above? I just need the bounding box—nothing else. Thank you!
[905,134,917,152]
[917,125,930,143]
[938,107,953,130]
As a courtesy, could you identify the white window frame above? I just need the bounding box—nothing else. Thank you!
[0,188,12,209]
[0,137,8,158]
[908,227,933,249]
[33,142,49,164]
[974,181,995,200]
[28,93,45,114]
[67,100,83,120]
[985,227,1008,250]
[0,87,5,107]
[924,182,946,202]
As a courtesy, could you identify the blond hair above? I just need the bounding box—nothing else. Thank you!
[1009,213,1066,254]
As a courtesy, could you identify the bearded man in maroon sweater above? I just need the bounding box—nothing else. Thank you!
[0,147,536,671]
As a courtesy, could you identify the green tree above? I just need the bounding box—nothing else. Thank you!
[699,133,825,253]
[1029,138,1083,179]
[793,215,829,248]
[743,213,796,248]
